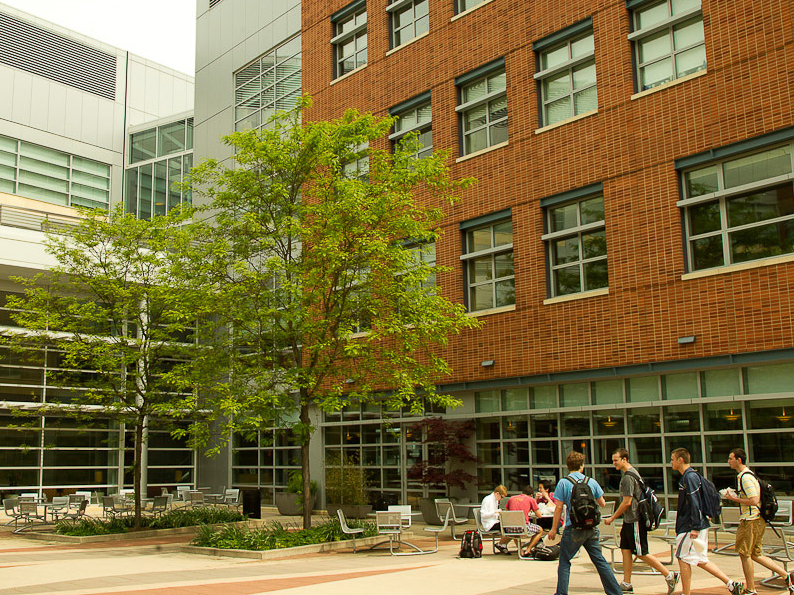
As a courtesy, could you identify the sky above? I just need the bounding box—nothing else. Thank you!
[1,0,197,75]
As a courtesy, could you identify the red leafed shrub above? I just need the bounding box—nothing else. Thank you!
[406,416,479,490]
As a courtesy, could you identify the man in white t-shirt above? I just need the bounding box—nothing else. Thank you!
[726,447,794,595]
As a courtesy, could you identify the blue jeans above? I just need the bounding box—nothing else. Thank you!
[554,527,622,595]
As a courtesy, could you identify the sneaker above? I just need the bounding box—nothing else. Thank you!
[743,591,757,595]
[727,581,744,595]
[787,571,794,593]
[665,571,680,595]
[494,543,511,555]
[620,582,633,593]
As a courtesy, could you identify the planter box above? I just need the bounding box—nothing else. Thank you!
[275,492,317,516]
[20,520,255,544]
[182,535,384,560]
[326,503,372,519]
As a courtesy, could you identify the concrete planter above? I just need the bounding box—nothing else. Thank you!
[274,492,317,516]
[181,535,384,560]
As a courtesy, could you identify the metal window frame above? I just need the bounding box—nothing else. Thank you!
[460,218,514,311]
[388,0,428,49]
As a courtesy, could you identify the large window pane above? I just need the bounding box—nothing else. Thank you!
[704,402,743,432]
[662,372,698,400]
[560,383,589,407]
[627,376,659,402]
[701,369,740,397]
[130,129,156,164]
[592,380,623,405]
[664,404,700,432]
[747,398,794,430]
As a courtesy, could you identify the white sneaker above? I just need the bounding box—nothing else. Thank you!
[665,571,680,595]
[727,580,744,595]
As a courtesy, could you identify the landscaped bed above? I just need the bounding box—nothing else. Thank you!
[191,518,376,551]
[55,507,245,536]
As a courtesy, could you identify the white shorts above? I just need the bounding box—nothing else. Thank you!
[675,530,710,566]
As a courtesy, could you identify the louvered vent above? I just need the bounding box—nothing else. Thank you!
[209,0,224,7]
[0,11,116,100]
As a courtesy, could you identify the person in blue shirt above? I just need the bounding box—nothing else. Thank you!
[548,451,621,595]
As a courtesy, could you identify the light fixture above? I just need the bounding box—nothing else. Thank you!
[344,378,354,384]
[724,409,740,422]
[481,359,495,367]
[777,407,791,423]
[602,416,617,427]
[677,336,696,345]
[506,421,515,432]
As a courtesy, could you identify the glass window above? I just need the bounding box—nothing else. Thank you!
[701,368,740,397]
[390,0,428,48]
[632,0,706,91]
[627,376,659,402]
[747,398,794,430]
[333,7,366,79]
[458,0,487,11]
[530,413,558,438]
[704,402,743,432]
[560,382,589,407]
[392,100,432,159]
[662,372,698,400]
[475,390,500,413]
[628,406,661,433]
[592,379,623,405]
[502,389,528,411]
[459,68,507,155]
[235,36,302,131]
[561,412,590,436]
[664,404,700,432]
[537,32,597,127]
[502,416,528,439]
[477,418,500,440]
[745,362,794,394]
[157,120,186,157]
[630,437,662,465]
[531,385,557,409]
[546,195,607,297]
[593,411,624,435]
[463,218,514,311]
[683,145,794,271]
[130,128,156,163]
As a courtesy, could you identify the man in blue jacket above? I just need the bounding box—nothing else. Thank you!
[671,447,743,595]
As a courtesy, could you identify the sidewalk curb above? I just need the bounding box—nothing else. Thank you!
[181,536,386,559]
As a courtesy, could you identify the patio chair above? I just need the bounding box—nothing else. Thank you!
[337,508,365,552]
[188,491,205,508]
[15,501,45,533]
[713,506,741,554]
[388,504,412,528]
[761,524,794,587]
[499,509,543,560]
[60,499,88,525]
[774,499,793,533]
[175,485,191,505]
[473,509,501,554]
[422,505,452,554]
[221,488,241,512]
[150,496,169,518]
[68,494,86,510]
[435,498,469,540]
[74,491,93,504]
[102,496,130,518]
[3,498,22,529]
[374,511,406,555]
[50,496,69,521]
[19,492,37,503]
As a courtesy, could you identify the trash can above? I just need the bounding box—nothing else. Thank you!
[242,489,261,519]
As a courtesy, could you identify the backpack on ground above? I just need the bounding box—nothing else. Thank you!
[627,469,665,530]
[740,469,779,524]
[458,529,483,558]
[531,543,561,561]
[564,475,601,530]
[697,472,722,520]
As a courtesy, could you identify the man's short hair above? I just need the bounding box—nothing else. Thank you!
[613,448,630,461]
[730,448,748,465]
[566,450,586,471]
[671,447,691,464]
[494,485,507,497]
[522,485,534,495]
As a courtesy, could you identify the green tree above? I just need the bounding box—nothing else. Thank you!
[187,98,479,528]
[4,205,213,528]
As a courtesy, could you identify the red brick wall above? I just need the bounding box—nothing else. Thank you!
[302,0,794,384]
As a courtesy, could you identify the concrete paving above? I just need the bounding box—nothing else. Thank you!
[0,508,789,595]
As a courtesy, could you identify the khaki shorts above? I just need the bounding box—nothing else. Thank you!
[735,517,765,557]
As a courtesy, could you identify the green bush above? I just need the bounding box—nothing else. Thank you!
[54,507,244,536]
[191,518,377,550]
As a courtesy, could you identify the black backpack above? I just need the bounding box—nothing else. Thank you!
[458,529,483,558]
[531,542,561,561]
[740,469,779,523]
[696,472,722,520]
[627,469,665,530]
[564,475,601,529]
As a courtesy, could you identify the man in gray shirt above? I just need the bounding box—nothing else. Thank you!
[605,448,679,595]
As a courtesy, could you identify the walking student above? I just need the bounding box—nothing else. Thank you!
[548,451,622,595]
[670,447,743,595]
[605,448,679,594]
[725,447,794,594]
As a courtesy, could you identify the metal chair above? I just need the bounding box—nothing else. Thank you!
[60,499,88,525]
[3,498,22,529]
[435,498,469,540]
[337,508,365,552]
[473,508,502,554]
[761,524,794,587]
[50,496,69,521]
[68,494,86,510]
[150,496,169,518]
[15,501,45,533]
[188,491,205,507]
[74,490,93,504]
[422,505,452,554]
[221,488,241,512]
[388,504,412,528]
[713,506,741,554]
[499,509,542,560]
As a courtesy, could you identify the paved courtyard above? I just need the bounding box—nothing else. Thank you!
[0,510,788,595]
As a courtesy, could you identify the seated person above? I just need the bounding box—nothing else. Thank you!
[505,485,545,555]
[535,480,558,530]
[481,484,512,554]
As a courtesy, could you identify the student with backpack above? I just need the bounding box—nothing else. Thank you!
[725,447,794,595]
[670,447,744,595]
[548,451,622,595]
[604,448,679,595]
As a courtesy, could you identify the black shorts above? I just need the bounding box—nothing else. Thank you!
[619,521,649,556]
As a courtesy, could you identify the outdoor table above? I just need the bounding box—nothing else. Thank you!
[204,493,224,505]
[368,511,427,555]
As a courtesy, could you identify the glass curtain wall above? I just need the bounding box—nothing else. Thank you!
[125,117,193,220]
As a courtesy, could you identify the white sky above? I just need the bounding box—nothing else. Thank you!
[1,0,196,75]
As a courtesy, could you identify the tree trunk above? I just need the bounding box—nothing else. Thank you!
[300,401,311,530]
[133,420,143,529]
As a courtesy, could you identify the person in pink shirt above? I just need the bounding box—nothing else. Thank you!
[505,486,545,555]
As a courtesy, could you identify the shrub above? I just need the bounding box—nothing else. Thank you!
[55,507,244,536]
[191,517,377,550]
